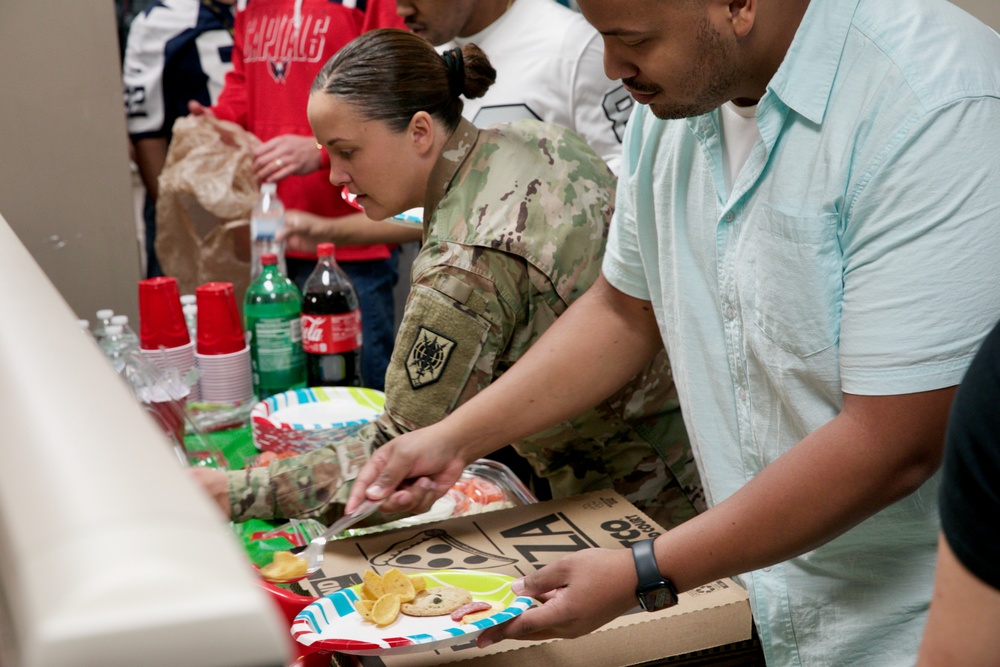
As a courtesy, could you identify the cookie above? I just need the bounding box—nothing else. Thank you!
[399,586,472,617]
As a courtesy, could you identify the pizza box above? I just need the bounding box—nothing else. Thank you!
[295,491,757,667]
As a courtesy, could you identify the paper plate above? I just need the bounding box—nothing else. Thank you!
[291,570,533,656]
[251,387,385,469]
[389,207,424,229]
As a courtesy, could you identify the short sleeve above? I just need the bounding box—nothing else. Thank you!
[602,106,652,301]
[839,97,1000,394]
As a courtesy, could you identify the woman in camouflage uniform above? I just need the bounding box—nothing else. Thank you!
[194,28,703,530]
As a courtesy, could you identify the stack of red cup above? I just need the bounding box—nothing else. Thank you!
[195,282,252,404]
[138,276,199,400]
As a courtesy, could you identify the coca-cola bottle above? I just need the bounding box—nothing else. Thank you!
[301,243,364,387]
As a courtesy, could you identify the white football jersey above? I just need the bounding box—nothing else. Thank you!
[123,0,234,139]
[452,0,629,173]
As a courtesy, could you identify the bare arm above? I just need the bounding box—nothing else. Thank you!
[347,274,664,512]
[132,136,168,200]
[481,385,952,643]
[918,536,1000,666]
[281,210,422,252]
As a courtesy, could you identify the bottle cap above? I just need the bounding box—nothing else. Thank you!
[96,308,114,320]
[195,282,245,355]
[77,319,90,330]
[316,243,336,257]
[261,253,278,265]
[180,294,197,306]
[111,314,129,326]
[104,325,123,336]
[261,183,277,195]
[137,276,191,350]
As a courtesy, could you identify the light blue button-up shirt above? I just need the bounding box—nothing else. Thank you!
[603,0,1000,664]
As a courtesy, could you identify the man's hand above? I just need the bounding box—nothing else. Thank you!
[187,100,214,117]
[346,424,471,515]
[478,547,637,647]
[189,467,232,517]
[254,134,323,183]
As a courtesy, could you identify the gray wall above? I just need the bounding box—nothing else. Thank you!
[0,0,142,326]
[951,0,1000,28]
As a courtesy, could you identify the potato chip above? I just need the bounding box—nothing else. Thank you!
[258,550,308,581]
[411,574,426,593]
[371,593,402,626]
[353,598,375,621]
[383,568,416,603]
[362,570,385,600]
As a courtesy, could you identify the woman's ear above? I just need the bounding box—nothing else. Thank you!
[408,111,436,156]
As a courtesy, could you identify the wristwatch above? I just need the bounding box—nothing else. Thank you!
[630,538,677,612]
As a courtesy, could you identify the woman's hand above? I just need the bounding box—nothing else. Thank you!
[254,134,323,183]
[188,467,232,517]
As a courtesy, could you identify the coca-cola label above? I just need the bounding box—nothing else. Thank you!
[301,310,362,354]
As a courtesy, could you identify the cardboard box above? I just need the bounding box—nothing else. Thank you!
[297,491,755,667]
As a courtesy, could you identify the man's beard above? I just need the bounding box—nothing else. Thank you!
[644,17,746,120]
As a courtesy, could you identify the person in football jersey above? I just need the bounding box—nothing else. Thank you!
[187,0,405,391]
[396,0,628,173]
[192,29,703,534]
[122,0,236,278]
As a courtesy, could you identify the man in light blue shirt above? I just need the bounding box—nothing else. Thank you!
[344,0,1000,664]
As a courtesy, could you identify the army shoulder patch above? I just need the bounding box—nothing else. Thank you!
[405,326,457,389]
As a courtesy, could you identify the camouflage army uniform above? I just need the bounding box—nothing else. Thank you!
[229,119,705,529]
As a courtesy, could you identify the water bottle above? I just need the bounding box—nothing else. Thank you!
[94,308,115,341]
[250,182,287,280]
[110,314,141,350]
[301,243,364,387]
[244,253,306,399]
[100,324,139,374]
[183,303,198,342]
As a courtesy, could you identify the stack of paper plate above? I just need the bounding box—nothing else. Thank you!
[251,387,385,478]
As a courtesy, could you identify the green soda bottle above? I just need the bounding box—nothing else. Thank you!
[245,253,306,399]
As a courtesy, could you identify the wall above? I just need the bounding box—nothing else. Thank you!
[951,0,1000,28]
[0,0,141,325]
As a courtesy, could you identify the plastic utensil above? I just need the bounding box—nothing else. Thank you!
[261,498,384,584]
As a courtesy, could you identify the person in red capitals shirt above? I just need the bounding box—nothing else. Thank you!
[190,0,405,391]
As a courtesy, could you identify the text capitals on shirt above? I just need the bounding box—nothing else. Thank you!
[243,15,330,64]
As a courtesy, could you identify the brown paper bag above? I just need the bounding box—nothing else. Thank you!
[156,114,260,310]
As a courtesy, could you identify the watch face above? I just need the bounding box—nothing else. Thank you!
[639,584,676,611]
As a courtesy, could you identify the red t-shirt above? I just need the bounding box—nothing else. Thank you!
[213,0,404,261]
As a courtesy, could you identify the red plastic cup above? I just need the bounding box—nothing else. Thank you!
[138,277,191,350]
[196,282,245,355]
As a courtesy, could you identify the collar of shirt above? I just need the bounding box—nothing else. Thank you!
[423,118,480,221]
[766,0,861,125]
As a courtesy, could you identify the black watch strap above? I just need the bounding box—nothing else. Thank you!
[631,537,678,611]
[631,537,662,584]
